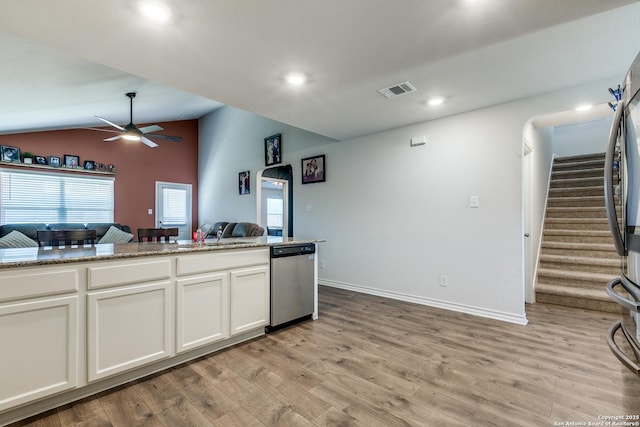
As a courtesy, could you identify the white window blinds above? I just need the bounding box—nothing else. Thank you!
[0,169,114,224]
[161,187,188,225]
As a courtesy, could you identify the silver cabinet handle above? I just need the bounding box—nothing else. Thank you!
[604,103,626,256]
[606,277,640,312]
[607,321,640,376]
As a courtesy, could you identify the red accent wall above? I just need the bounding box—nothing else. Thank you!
[0,120,198,233]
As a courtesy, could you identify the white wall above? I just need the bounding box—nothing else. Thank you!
[199,77,619,325]
[551,117,612,157]
[523,123,554,302]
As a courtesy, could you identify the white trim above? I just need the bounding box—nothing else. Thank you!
[319,279,528,325]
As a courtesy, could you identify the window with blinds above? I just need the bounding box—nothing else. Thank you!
[161,187,188,226]
[0,170,114,224]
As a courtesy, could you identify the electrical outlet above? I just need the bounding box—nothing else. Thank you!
[320,260,326,269]
[440,275,448,287]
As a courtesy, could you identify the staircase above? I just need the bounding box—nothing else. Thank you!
[535,152,621,313]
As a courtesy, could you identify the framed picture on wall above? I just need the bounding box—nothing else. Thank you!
[1,146,20,163]
[239,171,250,195]
[49,156,61,167]
[302,154,326,184]
[64,154,80,168]
[264,133,282,166]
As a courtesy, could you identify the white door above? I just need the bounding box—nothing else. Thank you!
[155,182,192,240]
[523,142,535,303]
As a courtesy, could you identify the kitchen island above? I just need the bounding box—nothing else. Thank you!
[0,237,318,425]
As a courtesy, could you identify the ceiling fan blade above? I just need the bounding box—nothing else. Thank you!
[104,135,122,142]
[138,124,163,134]
[141,136,159,148]
[80,127,119,134]
[146,133,182,142]
[95,116,124,131]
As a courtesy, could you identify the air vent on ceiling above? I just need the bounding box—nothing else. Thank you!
[377,81,417,98]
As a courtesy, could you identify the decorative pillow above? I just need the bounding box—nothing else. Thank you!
[0,230,39,248]
[98,226,134,244]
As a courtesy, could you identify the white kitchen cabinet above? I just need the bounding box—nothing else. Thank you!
[176,272,229,353]
[0,295,78,411]
[87,281,173,382]
[230,265,270,336]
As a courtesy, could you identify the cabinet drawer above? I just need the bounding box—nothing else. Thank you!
[176,249,268,276]
[87,259,171,290]
[0,268,78,302]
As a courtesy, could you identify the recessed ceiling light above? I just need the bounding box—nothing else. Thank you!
[575,104,593,112]
[139,2,172,22]
[427,97,445,106]
[285,72,307,86]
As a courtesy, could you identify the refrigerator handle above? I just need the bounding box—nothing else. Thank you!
[607,321,640,376]
[606,277,640,312]
[604,103,625,256]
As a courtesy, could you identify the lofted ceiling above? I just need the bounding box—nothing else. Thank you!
[1,0,639,140]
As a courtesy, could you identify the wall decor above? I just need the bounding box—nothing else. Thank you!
[64,154,80,168]
[34,156,47,165]
[49,156,61,167]
[302,154,326,184]
[84,160,95,170]
[1,146,20,163]
[239,170,250,195]
[264,133,282,166]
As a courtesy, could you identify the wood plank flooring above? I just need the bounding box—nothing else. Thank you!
[8,286,640,427]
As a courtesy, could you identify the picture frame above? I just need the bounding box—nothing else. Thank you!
[302,154,326,184]
[1,146,20,163]
[34,156,47,165]
[264,133,282,166]
[239,171,250,195]
[49,156,61,167]
[64,154,80,168]
[84,160,95,170]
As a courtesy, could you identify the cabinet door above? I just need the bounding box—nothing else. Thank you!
[0,295,78,411]
[176,272,229,353]
[87,281,173,382]
[230,266,270,336]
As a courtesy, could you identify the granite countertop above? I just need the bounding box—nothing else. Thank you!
[0,236,320,269]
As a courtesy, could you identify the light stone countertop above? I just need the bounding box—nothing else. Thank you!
[0,236,320,269]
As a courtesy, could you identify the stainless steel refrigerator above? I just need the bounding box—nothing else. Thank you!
[604,51,640,377]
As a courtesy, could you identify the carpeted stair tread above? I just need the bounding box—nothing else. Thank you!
[541,241,615,251]
[544,229,612,237]
[536,283,610,300]
[538,253,619,267]
[537,268,616,283]
[549,177,604,188]
[554,153,605,163]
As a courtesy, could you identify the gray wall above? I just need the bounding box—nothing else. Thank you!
[198,77,617,325]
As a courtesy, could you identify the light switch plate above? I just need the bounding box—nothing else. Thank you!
[470,196,480,208]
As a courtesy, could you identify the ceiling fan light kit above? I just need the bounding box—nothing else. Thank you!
[92,92,181,148]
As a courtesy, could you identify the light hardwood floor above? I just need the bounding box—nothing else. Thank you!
[9,286,640,426]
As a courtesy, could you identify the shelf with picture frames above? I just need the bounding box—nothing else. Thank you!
[0,160,115,175]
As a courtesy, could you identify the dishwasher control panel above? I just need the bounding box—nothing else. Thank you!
[270,244,316,257]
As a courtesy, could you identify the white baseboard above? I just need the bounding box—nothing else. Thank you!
[319,279,528,326]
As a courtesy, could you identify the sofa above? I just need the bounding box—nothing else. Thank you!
[0,222,133,246]
[204,222,265,238]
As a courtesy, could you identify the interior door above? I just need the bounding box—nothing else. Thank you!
[155,182,192,240]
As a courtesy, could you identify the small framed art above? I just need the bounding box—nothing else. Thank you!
[239,171,250,195]
[34,156,47,165]
[1,146,20,163]
[84,160,95,170]
[302,154,326,184]
[264,133,282,166]
[49,156,61,167]
[64,154,79,168]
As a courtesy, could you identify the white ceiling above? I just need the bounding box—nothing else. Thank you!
[1,0,639,140]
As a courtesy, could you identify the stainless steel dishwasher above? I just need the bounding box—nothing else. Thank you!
[267,243,315,332]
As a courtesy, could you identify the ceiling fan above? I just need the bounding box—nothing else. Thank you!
[91,92,182,148]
